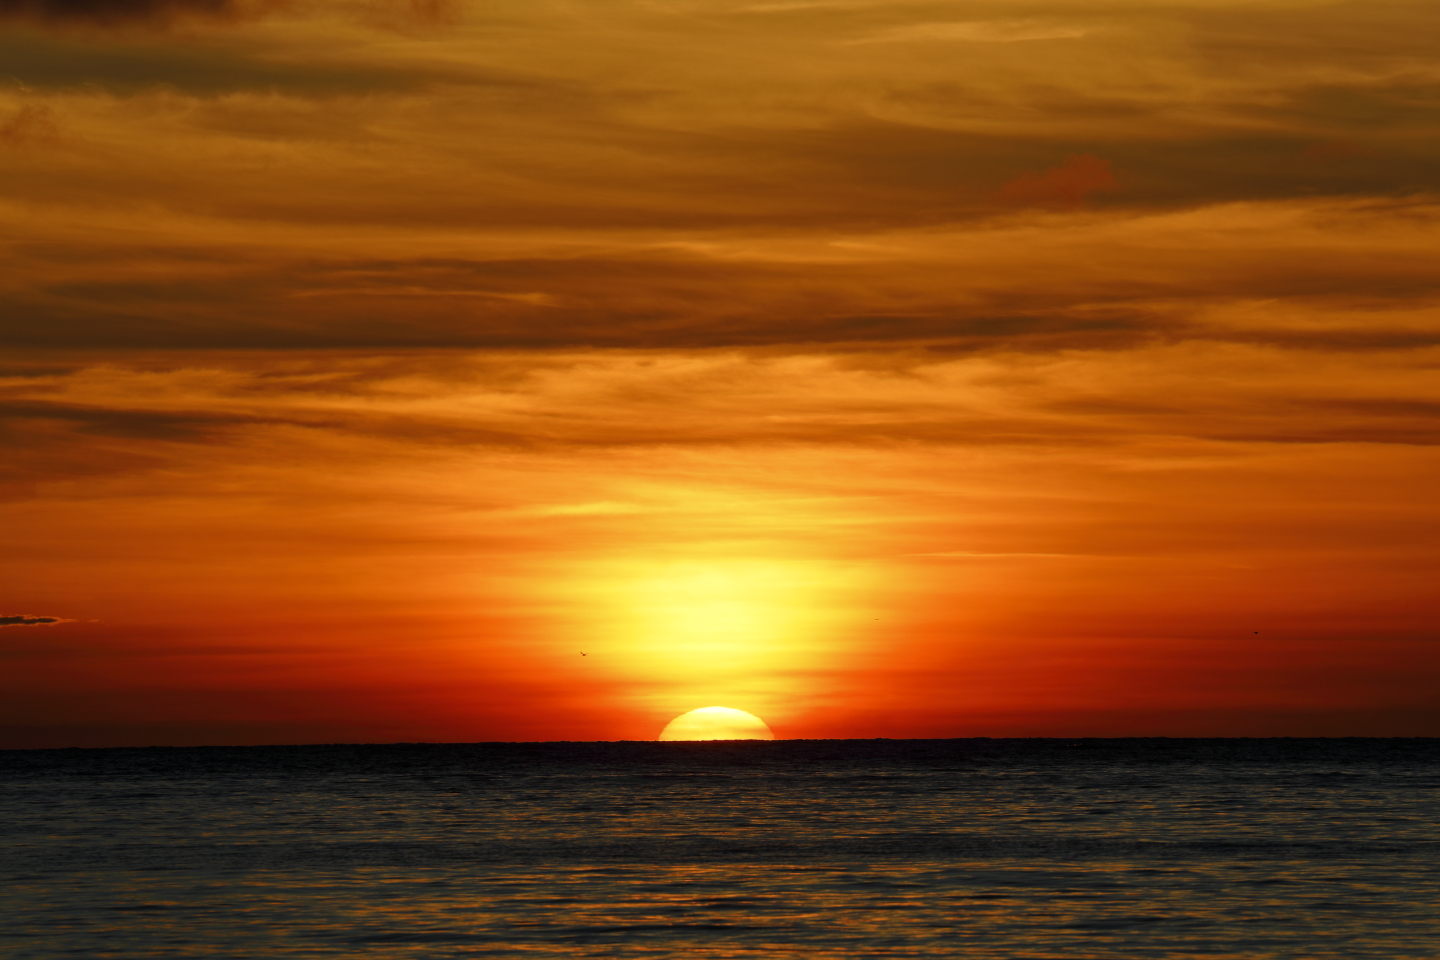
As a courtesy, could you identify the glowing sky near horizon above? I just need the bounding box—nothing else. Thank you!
[2,0,1438,747]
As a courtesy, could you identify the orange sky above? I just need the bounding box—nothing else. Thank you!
[3,0,1438,747]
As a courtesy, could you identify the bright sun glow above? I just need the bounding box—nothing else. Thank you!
[658,706,775,741]
[622,559,831,672]
[566,552,875,719]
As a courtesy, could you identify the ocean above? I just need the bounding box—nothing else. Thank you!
[3,739,1438,958]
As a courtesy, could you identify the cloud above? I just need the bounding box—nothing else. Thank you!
[0,104,61,149]
[998,154,1119,209]
[851,20,1090,45]
[0,34,427,96]
[1,614,73,627]
[0,0,258,28]
[0,0,459,32]
[0,398,279,439]
[5,336,1440,459]
[5,192,1434,352]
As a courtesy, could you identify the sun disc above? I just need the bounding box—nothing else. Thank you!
[658,706,775,741]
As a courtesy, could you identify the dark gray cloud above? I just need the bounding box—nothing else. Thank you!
[0,0,461,31]
[0,0,249,28]
[5,235,1439,352]
[0,35,426,96]
[0,397,276,439]
[0,614,72,627]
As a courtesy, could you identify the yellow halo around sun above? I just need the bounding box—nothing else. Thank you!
[658,706,775,741]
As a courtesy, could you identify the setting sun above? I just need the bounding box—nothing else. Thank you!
[658,707,775,741]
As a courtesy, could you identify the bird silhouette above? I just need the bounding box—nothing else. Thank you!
[580,651,588,656]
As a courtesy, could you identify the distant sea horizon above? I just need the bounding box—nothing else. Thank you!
[11,734,1440,748]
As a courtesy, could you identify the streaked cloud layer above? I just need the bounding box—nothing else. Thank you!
[3,0,1437,745]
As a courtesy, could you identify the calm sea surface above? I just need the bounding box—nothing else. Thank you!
[2,739,1438,958]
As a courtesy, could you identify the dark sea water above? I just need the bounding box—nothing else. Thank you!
[3,739,1439,958]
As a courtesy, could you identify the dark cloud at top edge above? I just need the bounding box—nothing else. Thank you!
[0,614,73,626]
[0,33,429,96]
[0,0,463,31]
[0,0,254,28]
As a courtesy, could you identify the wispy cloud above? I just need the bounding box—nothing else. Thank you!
[998,154,1119,209]
[1,614,73,627]
[0,0,260,28]
[849,20,1090,45]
